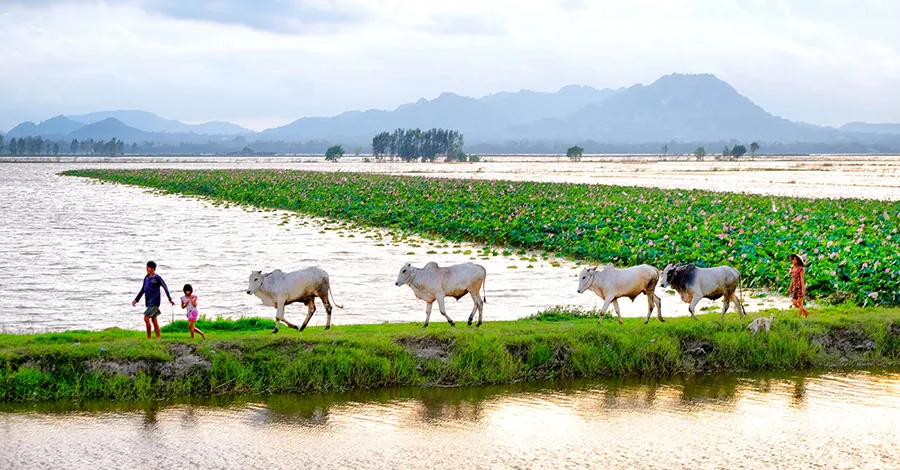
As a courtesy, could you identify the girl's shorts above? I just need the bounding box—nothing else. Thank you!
[186,311,199,321]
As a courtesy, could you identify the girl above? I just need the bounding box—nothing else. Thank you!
[788,254,810,318]
[180,284,206,339]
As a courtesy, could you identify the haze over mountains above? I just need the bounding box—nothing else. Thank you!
[4,73,899,149]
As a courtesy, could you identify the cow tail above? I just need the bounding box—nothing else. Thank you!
[482,275,488,304]
[328,285,344,309]
[738,273,745,314]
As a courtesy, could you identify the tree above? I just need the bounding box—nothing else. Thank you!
[730,144,748,158]
[241,146,254,154]
[325,144,344,162]
[131,142,138,154]
[694,147,706,159]
[372,131,390,161]
[353,146,362,157]
[17,138,26,155]
[70,139,78,154]
[661,144,668,157]
[52,143,59,155]
[750,141,760,156]
[0,135,4,153]
[566,145,584,161]
[8,138,17,155]
[722,145,730,157]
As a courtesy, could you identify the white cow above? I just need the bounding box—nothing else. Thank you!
[395,262,487,327]
[577,264,663,324]
[246,267,343,333]
[660,263,745,320]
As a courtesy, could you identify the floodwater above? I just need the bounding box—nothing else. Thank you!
[1,160,811,332]
[2,370,899,469]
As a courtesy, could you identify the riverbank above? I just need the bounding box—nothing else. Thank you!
[2,307,899,402]
[61,169,900,305]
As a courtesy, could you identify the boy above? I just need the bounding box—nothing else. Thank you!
[132,260,175,339]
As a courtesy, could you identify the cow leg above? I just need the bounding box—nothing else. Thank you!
[321,296,333,330]
[720,294,731,320]
[734,293,747,318]
[598,298,613,324]
[277,302,299,331]
[436,296,455,327]
[612,299,623,324]
[423,301,433,328]
[474,293,485,327]
[467,303,478,326]
[644,292,654,324]
[299,300,316,332]
[655,295,664,322]
[688,296,701,321]
[271,302,280,334]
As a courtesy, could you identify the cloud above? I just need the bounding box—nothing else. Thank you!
[0,0,898,130]
[141,0,369,34]
[0,0,370,34]
[426,12,508,37]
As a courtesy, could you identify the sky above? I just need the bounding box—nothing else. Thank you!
[1,0,899,132]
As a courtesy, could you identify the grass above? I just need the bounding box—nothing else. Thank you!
[61,169,900,305]
[2,306,899,403]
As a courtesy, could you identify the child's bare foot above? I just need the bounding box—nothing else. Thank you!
[199,332,206,340]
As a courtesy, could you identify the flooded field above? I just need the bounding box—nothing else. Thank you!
[0,162,802,332]
[2,369,899,469]
[9,153,900,200]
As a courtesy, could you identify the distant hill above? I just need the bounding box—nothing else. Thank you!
[481,84,615,126]
[68,118,152,141]
[260,85,616,142]
[511,74,838,143]
[68,110,249,135]
[6,74,900,149]
[840,122,900,135]
[7,116,84,138]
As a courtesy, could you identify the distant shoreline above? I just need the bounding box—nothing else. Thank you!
[4,153,900,164]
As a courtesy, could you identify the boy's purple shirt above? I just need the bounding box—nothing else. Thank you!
[134,273,172,307]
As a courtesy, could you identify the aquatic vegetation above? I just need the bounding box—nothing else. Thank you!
[64,169,900,304]
[2,306,900,402]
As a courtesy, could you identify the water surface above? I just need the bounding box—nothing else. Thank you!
[2,370,898,469]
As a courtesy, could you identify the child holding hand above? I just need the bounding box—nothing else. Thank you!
[180,284,206,339]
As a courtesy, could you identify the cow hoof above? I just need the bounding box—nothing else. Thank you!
[467,321,473,326]
[476,322,482,328]
[422,324,429,328]
[271,329,279,335]
[324,326,331,330]
[449,322,456,327]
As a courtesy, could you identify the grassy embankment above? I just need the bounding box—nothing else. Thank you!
[62,169,900,305]
[2,307,900,402]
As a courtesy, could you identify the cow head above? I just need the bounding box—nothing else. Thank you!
[577,266,598,294]
[247,270,264,294]
[660,264,675,288]
[395,263,414,287]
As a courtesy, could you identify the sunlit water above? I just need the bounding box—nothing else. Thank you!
[2,370,899,469]
[1,162,790,332]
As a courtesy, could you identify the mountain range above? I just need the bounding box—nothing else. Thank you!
[4,73,900,147]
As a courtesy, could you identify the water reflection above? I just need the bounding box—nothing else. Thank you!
[3,370,900,469]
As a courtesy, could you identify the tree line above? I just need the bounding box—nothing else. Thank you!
[2,136,136,155]
[371,128,464,162]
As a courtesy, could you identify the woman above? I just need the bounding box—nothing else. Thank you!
[788,254,810,317]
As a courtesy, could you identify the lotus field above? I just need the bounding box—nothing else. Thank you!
[65,169,900,305]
